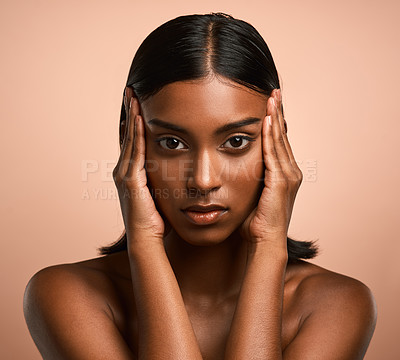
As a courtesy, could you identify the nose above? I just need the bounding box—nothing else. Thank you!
[186,150,222,195]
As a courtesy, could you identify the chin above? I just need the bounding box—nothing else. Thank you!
[183,237,226,247]
[172,226,235,247]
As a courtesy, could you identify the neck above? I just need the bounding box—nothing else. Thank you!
[163,228,249,306]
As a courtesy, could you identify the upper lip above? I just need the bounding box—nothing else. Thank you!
[182,204,228,212]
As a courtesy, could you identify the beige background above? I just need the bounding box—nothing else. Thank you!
[1,0,399,358]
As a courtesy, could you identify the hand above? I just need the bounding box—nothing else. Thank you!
[239,89,303,247]
[112,88,171,248]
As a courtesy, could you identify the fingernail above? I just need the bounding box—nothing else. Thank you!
[271,96,276,108]
[267,115,272,127]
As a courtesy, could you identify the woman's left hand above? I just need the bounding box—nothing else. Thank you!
[239,89,303,249]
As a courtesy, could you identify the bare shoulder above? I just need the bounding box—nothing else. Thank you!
[23,253,134,359]
[293,261,377,320]
[284,261,377,359]
[24,253,121,316]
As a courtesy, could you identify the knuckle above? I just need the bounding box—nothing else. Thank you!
[112,169,121,183]
[113,176,123,187]
[288,168,303,184]
[297,169,303,183]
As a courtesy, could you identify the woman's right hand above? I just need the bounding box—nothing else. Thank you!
[112,91,169,248]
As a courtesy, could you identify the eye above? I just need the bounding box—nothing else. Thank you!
[155,135,256,152]
[222,135,256,150]
[155,137,187,150]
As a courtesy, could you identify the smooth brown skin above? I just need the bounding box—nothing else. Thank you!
[24,76,377,359]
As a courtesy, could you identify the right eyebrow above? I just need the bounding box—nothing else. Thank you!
[147,117,262,136]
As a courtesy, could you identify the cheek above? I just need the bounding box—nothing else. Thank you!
[227,150,264,206]
[145,140,183,188]
[145,155,183,207]
[146,162,179,189]
[228,145,264,182]
[145,165,175,215]
[250,141,265,181]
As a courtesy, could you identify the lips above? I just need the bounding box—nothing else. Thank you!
[181,204,228,225]
[182,204,228,212]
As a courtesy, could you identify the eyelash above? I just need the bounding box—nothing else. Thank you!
[154,135,256,152]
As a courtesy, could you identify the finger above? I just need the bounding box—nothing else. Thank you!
[274,90,287,136]
[116,97,136,176]
[119,88,129,146]
[272,90,302,179]
[268,95,293,178]
[262,103,285,184]
[281,128,302,178]
[127,110,146,178]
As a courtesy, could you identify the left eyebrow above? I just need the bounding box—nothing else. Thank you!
[147,117,262,135]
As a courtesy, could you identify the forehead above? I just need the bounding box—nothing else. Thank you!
[141,77,268,128]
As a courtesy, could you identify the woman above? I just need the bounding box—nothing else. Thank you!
[23,12,377,359]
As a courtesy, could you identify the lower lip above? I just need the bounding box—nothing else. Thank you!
[181,209,228,225]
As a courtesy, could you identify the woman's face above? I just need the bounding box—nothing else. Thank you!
[139,76,268,246]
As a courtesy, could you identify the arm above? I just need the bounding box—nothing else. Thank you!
[224,241,287,359]
[128,240,203,360]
